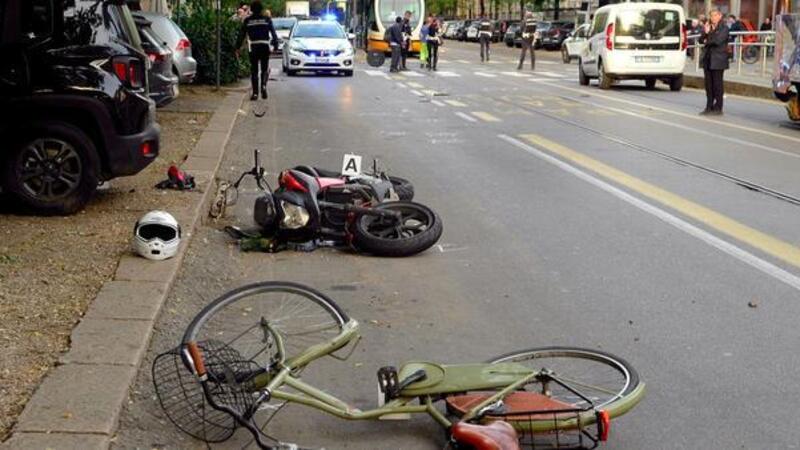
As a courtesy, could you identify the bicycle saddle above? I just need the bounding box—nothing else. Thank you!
[451,421,521,450]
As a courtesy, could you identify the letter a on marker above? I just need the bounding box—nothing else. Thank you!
[342,154,362,176]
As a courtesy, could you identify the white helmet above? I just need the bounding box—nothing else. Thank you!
[133,211,181,261]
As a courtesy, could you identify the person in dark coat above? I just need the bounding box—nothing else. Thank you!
[400,11,413,70]
[699,9,729,115]
[235,1,278,100]
[388,16,404,73]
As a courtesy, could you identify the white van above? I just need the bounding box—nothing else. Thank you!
[578,2,687,91]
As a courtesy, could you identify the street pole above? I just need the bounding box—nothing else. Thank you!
[216,0,221,90]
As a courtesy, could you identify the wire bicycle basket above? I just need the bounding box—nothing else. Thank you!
[152,340,265,444]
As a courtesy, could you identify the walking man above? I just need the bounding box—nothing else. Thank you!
[478,15,493,62]
[389,16,404,73]
[518,11,537,70]
[235,1,278,101]
[699,9,729,115]
[400,11,413,70]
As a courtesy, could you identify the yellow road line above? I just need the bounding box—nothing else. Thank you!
[472,111,501,122]
[541,82,800,146]
[520,133,800,269]
[445,100,467,107]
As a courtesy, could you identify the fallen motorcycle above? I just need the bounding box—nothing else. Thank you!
[213,150,443,257]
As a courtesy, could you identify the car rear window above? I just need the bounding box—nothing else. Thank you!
[108,4,142,49]
[616,9,680,38]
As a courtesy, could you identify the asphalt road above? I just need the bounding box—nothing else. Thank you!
[114,41,800,450]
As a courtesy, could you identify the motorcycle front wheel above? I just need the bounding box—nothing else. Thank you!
[353,201,443,257]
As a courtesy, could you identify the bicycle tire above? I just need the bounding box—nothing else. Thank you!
[183,282,349,368]
[485,347,643,424]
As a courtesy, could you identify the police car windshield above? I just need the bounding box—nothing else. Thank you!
[293,23,345,38]
[273,18,297,30]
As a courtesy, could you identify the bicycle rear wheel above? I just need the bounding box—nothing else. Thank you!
[489,347,640,412]
[183,281,349,369]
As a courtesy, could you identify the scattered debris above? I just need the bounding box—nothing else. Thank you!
[747,301,758,308]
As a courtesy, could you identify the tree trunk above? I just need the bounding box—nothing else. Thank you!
[480,0,485,16]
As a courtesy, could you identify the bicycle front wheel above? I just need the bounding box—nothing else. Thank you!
[183,281,349,369]
[487,347,643,421]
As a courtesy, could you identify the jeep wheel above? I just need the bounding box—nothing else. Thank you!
[3,122,99,215]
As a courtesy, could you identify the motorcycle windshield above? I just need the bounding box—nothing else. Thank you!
[773,14,800,92]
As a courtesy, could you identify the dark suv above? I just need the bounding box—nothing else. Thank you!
[0,0,160,215]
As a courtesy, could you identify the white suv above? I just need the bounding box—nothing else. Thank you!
[578,2,687,91]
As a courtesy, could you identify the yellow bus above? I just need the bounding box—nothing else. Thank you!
[366,0,425,54]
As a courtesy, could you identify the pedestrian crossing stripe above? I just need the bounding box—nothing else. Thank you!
[537,61,557,65]
[364,69,389,78]
[401,71,425,77]
[472,111,501,122]
[444,100,467,107]
[422,89,437,96]
[474,72,497,78]
[436,71,460,77]
[501,71,532,78]
[409,89,425,96]
[457,59,471,64]
[537,71,566,78]
[455,112,478,122]
[432,100,446,107]
[527,77,554,82]
[406,81,424,88]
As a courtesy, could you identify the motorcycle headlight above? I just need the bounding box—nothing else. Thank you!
[280,201,310,229]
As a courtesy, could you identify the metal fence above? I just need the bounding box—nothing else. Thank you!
[686,30,776,77]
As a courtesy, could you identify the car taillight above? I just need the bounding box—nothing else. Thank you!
[147,51,167,63]
[110,57,144,89]
[176,38,191,52]
[141,141,155,157]
[605,23,614,50]
[681,23,688,51]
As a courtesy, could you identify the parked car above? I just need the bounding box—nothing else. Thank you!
[578,2,686,91]
[445,21,462,39]
[504,23,522,47]
[283,21,355,76]
[534,21,556,48]
[561,23,590,62]
[456,20,473,41]
[273,16,298,54]
[133,14,179,106]
[465,22,480,41]
[491,20,503,42]
[136,11,197,83]
[0,0,160,215]
[542,21,574,50]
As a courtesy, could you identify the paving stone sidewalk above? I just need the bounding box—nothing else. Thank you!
[1,91,245,450]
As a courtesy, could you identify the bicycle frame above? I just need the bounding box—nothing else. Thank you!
[239,319,645,433]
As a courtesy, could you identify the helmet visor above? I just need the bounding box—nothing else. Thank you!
[137,223,178,242]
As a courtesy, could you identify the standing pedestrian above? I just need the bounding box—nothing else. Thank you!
[759,17,772,31]
[426,16,440,71]
[478,15,493,62]
[389,16,404,73]
[699,9,729,115]
[400,11,413,70]
[235,0,279,101]
[517,11,536,70]
[419,17,430,69]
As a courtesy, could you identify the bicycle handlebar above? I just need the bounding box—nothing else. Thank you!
[186,341,207,378]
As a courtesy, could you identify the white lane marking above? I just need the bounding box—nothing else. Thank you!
[405,81,424,88]
[365,69,389,79]
[498,134,800,292]
[501,71,532,78]
[537,60,557,65]
[408,89,424,96]
[527,78,553,82]
[395,82,407,88]
[457,59,471,64]
[475,71,498,78]
[572,94,800,160]
[436,71,461,77]
[403,71,425,77]
[537,71,566,78]
[456,112,478,123]
[540,81,800,147]
[432,100,446,107]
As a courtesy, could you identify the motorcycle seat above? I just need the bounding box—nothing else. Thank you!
[317,177,346,190]
[288,170,320,196]
[451,421,521,450]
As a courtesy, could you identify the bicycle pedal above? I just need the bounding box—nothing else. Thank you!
[376,384,411,421]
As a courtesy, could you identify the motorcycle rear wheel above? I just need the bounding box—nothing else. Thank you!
[353,201,442,257]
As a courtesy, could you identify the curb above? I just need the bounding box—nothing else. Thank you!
[1,91,245,450]
[683,73,776,100]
